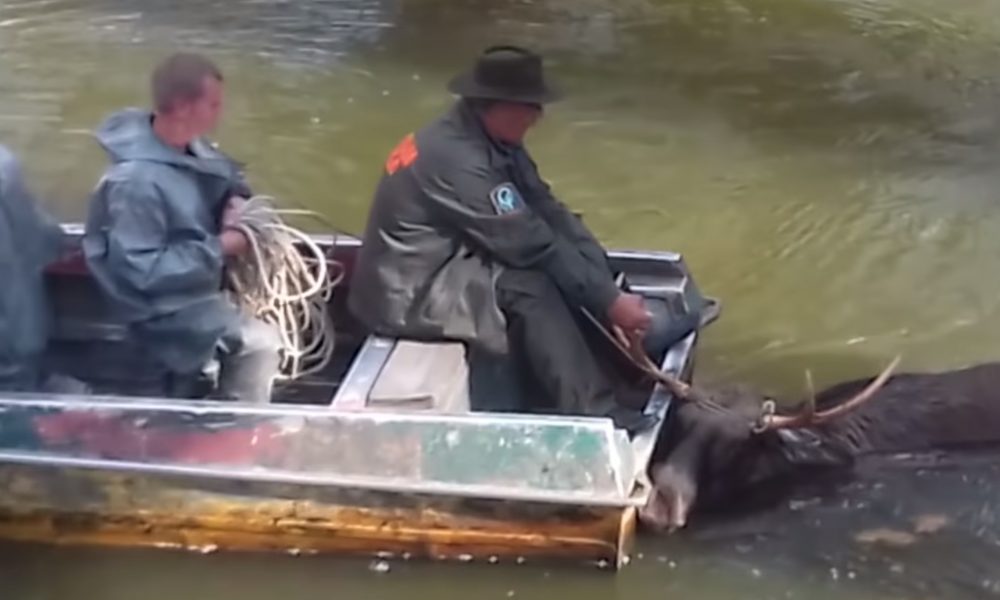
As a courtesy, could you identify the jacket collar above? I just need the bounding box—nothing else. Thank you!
[94,108,239,181]
[450,100,523,161]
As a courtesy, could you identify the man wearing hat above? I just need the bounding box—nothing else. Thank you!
[350,46,690,433]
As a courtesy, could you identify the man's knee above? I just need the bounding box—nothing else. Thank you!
[239,317,282,357]
[642,298,699,357]
[215,317,281,404]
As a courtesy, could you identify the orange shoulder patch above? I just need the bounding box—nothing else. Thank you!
[385,133,418,175]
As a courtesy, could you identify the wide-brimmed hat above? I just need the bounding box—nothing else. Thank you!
[447,45,563,105]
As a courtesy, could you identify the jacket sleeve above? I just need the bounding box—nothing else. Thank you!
[100,179,224,295]
[0,150,61,361]
[0,149,64,266]
[512,151,612,274]
[417,159,620,315]
[0,200,19,355]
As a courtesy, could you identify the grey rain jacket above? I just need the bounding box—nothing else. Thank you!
[0,145,64,387]
[83,108,248,374]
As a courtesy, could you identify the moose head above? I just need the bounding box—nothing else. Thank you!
[611,327,900,531]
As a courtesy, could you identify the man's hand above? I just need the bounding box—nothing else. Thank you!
[220,196,250,256]
[220,229,249,257]
[222,195,247,228]
[607,292,652,336]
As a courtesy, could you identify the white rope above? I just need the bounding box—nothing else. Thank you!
[223,195,345,381]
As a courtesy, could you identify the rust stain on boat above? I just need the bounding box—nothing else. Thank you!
[0,465,632,567]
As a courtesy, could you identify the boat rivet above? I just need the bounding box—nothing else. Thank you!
[198,544,218,555]
[369,559,391,574]
[515,557,525,565]
[154,542,182,550]
[488,556,499,564]
[458,554,473,562]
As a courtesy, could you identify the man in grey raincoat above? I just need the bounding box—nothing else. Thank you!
[0,146,69,391]
[83,53,280,404]
[350,46,716,433]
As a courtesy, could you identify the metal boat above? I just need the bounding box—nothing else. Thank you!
[0,224,715,570]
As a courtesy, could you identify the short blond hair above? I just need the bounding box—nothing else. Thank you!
[151,53,223,113]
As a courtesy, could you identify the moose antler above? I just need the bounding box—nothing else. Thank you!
[757,355,901,431]
[578,304,722,406]
[582,306,901,431]
[608,324,719,406]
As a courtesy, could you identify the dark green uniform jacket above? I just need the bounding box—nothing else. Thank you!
[349,100,619,355]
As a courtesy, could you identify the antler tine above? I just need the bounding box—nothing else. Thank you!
[579,305,719,407]
[762,355,901,431]
[611,325,720,406]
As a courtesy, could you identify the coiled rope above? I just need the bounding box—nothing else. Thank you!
[223,195,345,381]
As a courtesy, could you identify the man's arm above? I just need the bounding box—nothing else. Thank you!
[512,150,611,272]
[0,148,64,264]
[418,159,620,317]
[0,195,21,347]
[100,179,225,294]
[511,151,653,335]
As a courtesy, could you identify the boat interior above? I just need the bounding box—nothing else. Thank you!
[42,226,365,406]
[40,224,709,422]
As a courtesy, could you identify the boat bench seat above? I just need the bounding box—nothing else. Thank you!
[331,336,470,413]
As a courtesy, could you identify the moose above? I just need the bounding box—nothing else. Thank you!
[609,327,1000,532]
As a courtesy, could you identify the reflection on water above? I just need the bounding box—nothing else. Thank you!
[665,454,1000,599]
[2,0,1000,597]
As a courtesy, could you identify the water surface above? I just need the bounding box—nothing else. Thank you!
[2,0,1000,597]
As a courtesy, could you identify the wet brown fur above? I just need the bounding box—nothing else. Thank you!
[643,362,1000,531]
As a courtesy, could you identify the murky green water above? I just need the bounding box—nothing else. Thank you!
[2,0,1000,597]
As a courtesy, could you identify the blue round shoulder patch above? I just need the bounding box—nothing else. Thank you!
[489,182,524,215]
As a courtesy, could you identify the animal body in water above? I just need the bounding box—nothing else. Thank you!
[641,360,1000,531]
